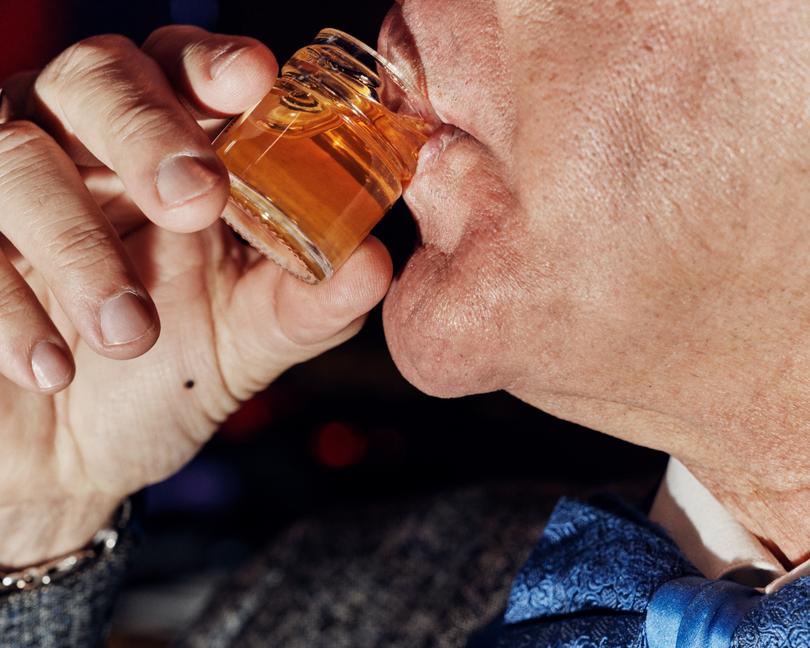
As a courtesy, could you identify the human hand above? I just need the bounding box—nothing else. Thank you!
[0,26,391,567]
[380,1,810,560]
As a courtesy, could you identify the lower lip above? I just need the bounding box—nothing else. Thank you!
[417,124,466,171]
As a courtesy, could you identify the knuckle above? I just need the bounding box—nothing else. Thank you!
[0,122,56,187]
[107,101,176,145]
[0,120,49,157]
[60,34,134,72]
[77,33,134,53]
[143,24,200,53]
[143,25,176,49]
[40,34,136,95]
[46,221,118,271]
[0,274,33,319]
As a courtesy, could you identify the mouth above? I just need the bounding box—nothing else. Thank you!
[378,3,473,157]
[378,4,462,231]
[414,123,467,175]
[377,1,479,270]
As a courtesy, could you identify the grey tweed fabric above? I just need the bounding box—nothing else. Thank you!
[0,481,654,647]
[0,512,139,648]
[177,483,613,648]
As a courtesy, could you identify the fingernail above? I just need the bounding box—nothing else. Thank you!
[101,292,154,346]
[210,45,251,80]
[31,341,73,390]
[156,155,220,208]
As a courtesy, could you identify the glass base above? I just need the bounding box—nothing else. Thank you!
[222,173,333,284]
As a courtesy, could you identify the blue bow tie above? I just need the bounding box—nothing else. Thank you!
[497,497,810,648]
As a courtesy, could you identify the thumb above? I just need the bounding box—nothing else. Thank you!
[223,236,392,392]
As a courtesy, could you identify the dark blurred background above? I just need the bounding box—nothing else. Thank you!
[1,1,667,645]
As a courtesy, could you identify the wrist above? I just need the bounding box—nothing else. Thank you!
[0,493,122,569]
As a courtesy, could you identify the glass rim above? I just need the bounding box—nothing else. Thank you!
[313,28,436,121]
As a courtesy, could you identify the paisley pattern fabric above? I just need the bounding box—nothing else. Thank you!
[732,577,810,648]
[504,497,699,623]
[497,497,810,648]
[498,615,646,648]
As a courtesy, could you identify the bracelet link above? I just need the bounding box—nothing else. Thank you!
[0,500,130,593]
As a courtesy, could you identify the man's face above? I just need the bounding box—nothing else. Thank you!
[377,0,810,465]
[379,0,647,404]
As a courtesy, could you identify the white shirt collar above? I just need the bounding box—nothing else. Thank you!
[649,458,810,593]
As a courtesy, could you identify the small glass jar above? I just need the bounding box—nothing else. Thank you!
[214,29,438,283]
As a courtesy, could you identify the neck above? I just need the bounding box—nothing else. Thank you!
[509,386,810,566]
[688,463,810,568]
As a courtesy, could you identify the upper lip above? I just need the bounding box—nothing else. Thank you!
[414,123,466,174]
[379,3,473,139]
[379,3,472,197]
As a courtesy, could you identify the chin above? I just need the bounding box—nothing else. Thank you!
[383,321,498,399]
[382,246,517,399]
[383,324,483,399]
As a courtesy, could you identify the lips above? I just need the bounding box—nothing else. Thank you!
[378,5,471,173]
[378,1,479,253]
[414,123,467,174]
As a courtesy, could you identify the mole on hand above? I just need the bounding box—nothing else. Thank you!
[184,380,195,389]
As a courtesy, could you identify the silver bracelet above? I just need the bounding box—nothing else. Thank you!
[0,500,131,593]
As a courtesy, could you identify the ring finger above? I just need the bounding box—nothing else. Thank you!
[0,120,159,365]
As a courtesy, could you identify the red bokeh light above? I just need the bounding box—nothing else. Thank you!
[0,0,71,81]
[220,385,299,442]
[312,421,369,469]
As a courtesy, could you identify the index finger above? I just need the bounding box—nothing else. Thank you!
[32,35,230,233]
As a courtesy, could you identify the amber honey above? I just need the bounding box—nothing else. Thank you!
[215,30,436,282]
